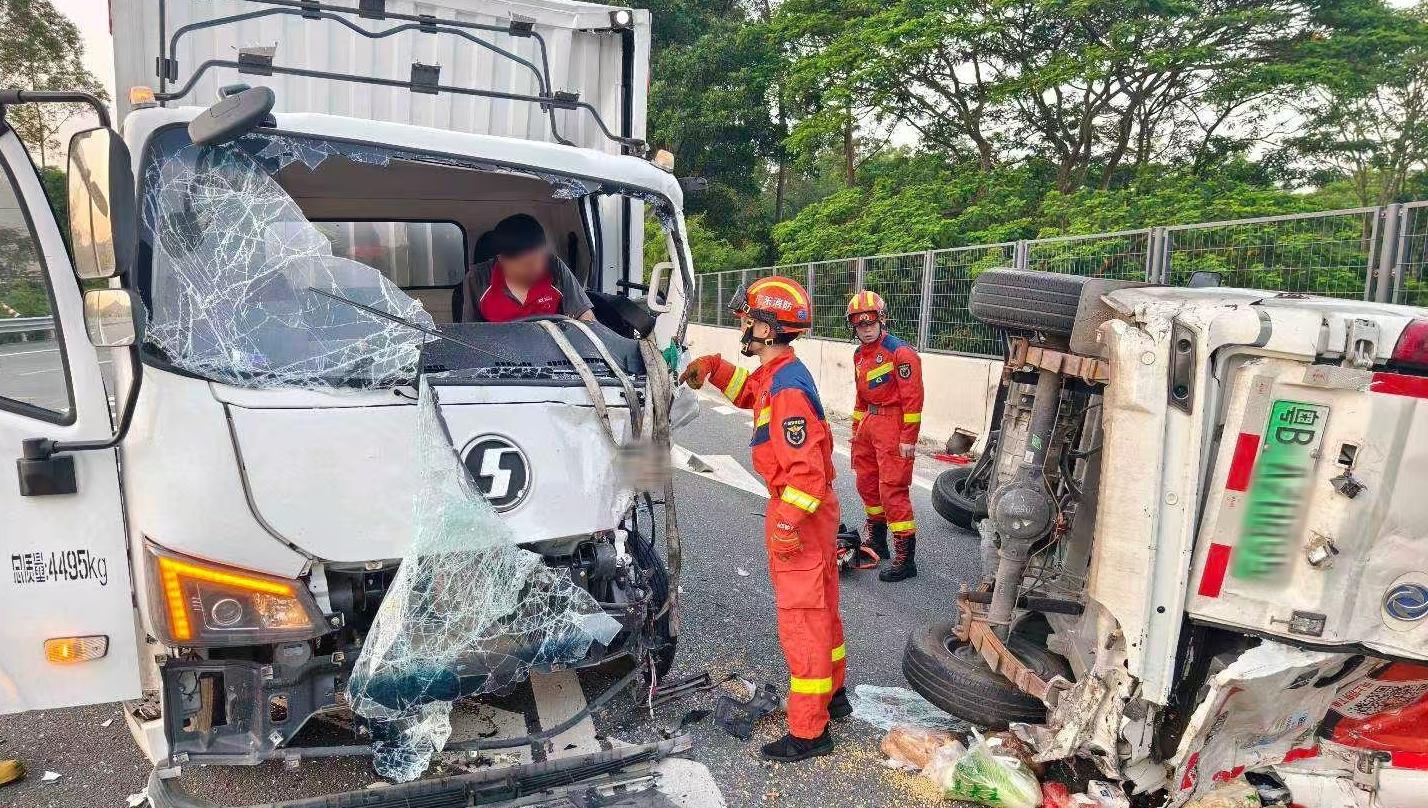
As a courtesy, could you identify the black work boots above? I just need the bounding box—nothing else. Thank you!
[879,534,918,582]
[759,728,835,762]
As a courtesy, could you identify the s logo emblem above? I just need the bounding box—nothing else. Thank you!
[783,417,807,447]
[461,435,531,512]
[1384,583,1428,622]
[898,363,912,380]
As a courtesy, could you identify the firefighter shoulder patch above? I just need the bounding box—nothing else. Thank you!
[898,363,912,380]
[782,416,808,447]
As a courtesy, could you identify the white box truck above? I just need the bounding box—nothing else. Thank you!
[0,0,700,803]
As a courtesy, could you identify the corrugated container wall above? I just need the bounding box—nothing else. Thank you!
[110,0,650,155]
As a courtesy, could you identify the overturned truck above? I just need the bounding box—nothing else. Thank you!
[907,269,1428,806]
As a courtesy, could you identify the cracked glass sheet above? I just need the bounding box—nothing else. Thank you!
[254,135,596,199]
[346,379,622,782]
[143,139,430,389]
[143,133,606,390]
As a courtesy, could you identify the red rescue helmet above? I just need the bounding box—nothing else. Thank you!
[728,276,813,340]
[846,290,886,326]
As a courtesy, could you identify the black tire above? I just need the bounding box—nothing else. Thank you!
[902,621,1071,729]
[626,528,678,677]
[969,268,1089,337]
[931,466,988,530]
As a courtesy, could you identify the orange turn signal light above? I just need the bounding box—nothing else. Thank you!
[44,635,109,665]
[129,86,157,108]
[157,556,295,642]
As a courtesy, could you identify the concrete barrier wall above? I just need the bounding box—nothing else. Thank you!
[685,324,1003,450]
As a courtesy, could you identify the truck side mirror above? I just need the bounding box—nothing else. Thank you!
[188,85,275,147]
[83,288,145,348]
[67,127,137,279]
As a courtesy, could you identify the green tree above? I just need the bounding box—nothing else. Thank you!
[0,0,108,166]
[1288,1,1428,206]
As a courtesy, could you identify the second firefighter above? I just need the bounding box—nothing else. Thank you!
[847,291,925,582]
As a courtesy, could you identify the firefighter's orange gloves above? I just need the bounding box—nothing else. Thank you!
[678,354,722,389]
[769,521,802,560]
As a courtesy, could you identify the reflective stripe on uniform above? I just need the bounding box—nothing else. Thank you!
[865,504,884,516]
[789,676,833,695]
[756,406,772,427]
[723,366,749,400]
[780,485,821,513]
[903,412,921,424]
[866,362,894,381]
[851,409,866,421]
[889,519,916,534]
[831,644,846,662]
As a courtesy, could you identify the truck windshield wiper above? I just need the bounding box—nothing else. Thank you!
[305,286,510,362]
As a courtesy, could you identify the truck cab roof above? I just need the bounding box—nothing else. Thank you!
[122,105,684,207]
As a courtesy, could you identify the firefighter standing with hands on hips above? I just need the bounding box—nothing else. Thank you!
[847,291,924,582]
[678,276,850,763]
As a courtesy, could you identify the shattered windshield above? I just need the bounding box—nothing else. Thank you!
[138,127,683,390]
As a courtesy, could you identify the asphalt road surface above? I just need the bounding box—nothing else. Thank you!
[0,386,984,807]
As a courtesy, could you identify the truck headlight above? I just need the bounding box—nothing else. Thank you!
[146,543,329,647]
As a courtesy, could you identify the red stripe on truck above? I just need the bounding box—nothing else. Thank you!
[1198,543,1233,598]
[1225,433,1261,492]
[1371,372,1428,400]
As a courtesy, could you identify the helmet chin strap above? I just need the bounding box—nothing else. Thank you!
[740,325,777,356]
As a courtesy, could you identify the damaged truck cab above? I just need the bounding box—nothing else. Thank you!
[0,0,695,788]
[907,270,1428,806]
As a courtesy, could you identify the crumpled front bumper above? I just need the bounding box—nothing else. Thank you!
[145,733,693,808]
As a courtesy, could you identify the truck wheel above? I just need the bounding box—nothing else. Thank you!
[969,268,1088,338]
[902,621,1071,729]
[931,466,987,531]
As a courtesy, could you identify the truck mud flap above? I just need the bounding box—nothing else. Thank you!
[145,733,694,808]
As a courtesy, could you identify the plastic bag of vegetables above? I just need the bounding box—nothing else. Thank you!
[922,731,1041,808]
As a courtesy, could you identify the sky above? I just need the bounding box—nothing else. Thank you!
[57,0,115,101]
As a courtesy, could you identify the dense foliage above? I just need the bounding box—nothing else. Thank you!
[638,0,1428,273]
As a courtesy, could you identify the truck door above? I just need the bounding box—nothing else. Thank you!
[0,120,140,713]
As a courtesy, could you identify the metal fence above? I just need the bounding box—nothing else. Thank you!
[690,202,1428,358]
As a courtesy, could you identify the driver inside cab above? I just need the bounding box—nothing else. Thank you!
[461,213,596,323]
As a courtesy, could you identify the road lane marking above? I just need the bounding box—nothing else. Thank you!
[670,444,769,499]
[530,670,600,759]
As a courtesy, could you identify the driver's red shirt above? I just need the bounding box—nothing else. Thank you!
[477,260,564,322]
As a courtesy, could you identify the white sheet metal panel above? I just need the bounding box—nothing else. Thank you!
[111,0,649,153]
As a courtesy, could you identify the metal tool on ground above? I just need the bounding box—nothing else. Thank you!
[836,522,880,571]
[713,679,783,741]
[650,671,718,708]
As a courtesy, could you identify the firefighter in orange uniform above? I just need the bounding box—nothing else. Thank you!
[847,291,924,582]
[679,276,849,762]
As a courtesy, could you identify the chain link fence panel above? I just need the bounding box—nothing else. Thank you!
[1024,229,1153,280]
[927,244,1016,356]
[1397,202,1428,308]
[1164,209,1379,299]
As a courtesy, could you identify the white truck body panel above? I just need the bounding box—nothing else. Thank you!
[1085,287,1425,704]
[110,0,650,153]
[0,131,141,713]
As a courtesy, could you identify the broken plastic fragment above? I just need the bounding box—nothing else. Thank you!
[850,684,964,732]
[346,380,620,782]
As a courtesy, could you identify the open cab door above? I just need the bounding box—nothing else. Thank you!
[0,94,142,713]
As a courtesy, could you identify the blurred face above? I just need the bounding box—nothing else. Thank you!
[499,245,551,286]
[854,318,881,344]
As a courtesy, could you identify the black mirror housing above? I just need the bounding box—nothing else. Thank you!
[188,85,276,147]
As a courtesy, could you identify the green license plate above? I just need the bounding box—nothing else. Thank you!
[1232,399,1329,580]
